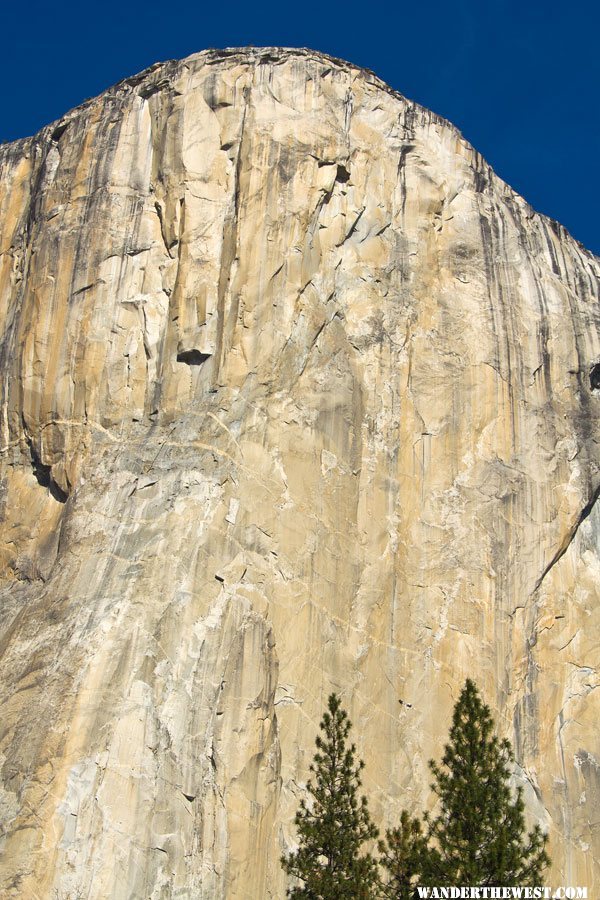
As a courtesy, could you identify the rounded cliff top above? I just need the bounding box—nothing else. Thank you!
[0,45,596,261]
[3,46,451,149]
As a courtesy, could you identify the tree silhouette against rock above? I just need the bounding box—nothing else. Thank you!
[424,679,549,887]
[282,693,381,898]
[379,809,430,899]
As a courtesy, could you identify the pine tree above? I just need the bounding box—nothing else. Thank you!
[282,693,381,899]
[425,679,549,887]
[378,809,430,899]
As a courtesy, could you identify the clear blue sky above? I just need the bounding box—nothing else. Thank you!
[2,0,598,256]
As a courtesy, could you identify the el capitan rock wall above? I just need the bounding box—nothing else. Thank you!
[0,47,598,897]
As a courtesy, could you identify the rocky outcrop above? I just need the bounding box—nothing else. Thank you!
[0,47,598,898]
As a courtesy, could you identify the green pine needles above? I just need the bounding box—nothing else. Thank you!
[283,682,550,898]
[424,679,549,887]
[379,810,430,899]
[281,693,380,898]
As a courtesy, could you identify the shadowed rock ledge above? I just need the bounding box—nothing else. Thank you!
[0,46,598,898]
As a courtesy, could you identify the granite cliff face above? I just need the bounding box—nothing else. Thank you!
[0,47,598,898]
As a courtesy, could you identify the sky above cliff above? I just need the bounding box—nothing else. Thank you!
[2,0,598,256]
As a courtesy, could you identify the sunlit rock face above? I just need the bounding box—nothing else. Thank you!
[0,47,598,898]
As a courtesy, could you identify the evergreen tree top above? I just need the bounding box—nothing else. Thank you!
[281,693,380,899]
[426,679,549,888]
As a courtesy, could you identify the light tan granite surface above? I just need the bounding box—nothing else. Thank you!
[0,47,598,898]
